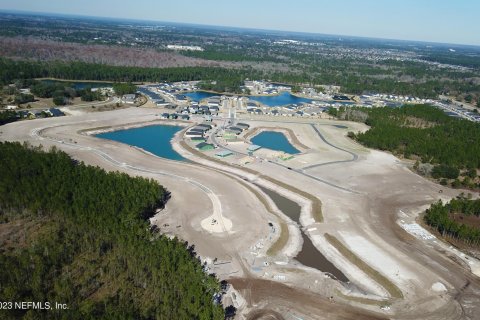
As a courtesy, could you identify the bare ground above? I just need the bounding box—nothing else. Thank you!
[2,108,480,319]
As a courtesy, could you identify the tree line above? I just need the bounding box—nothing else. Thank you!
[0,58,261,86]
[0,142,224,319]
[342,105,480,185]
[4,56,477,102]
[424,197,480,246]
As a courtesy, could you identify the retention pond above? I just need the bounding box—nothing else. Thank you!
[95,125,185,161]
[259,186,349,282]
[251,131,300,154]
[184,91,313,107]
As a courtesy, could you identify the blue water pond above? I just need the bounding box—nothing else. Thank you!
[96,125,185,161]
[251,131,300,154]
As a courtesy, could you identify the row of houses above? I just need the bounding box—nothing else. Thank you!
[185,123,214,139]
[16,108,65,119]
[225,122,250,135]
[161,113,190,121]
[179,104,220,116]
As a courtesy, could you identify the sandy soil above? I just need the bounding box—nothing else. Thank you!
[2,107,480,319]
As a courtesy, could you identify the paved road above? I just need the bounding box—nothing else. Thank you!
[302,124,358,170]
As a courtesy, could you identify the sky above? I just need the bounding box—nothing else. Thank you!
[0,0,479,46]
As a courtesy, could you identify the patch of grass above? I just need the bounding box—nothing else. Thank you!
[325,233,403,299]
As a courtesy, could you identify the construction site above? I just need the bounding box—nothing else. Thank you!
[1,94,480,320]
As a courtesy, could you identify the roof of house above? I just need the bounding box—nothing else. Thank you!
[216,150,234,157]
[196,142,214,149]
[123,94,136,100]
[48,108,65,117]
[247,145,261,151]
[185,131,204,136]
[193,126,208,132]
[236,123,250,128]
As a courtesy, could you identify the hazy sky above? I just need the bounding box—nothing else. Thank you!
[1,0,479,45]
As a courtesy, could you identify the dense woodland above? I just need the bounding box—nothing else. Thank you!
[0,58,260,87]
[2,57,479,100]
[0,142,224,319]
[424,197,480,246]
[340,105,480,187]
[112,83,137,96]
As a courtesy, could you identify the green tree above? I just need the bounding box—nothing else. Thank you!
[13,93,34,104]
[113,82,137,96]
[0,142,224,319]
[53,95,66,106]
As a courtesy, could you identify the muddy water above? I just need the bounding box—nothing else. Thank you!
[259,186,349,282]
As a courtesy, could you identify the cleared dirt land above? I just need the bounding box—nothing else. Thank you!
[1,107,480,319]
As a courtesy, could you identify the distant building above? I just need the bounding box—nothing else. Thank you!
[226,127,243,135]
[196,142,215,151]
[247,145,261,152]
[175,94,188,102]
[122,94,136,104]
[167,45,204,51]
[197,123,212,130]
[185,130,204,138]
[333,95,350,101]
[236,123,250,130]
[193,126,209,133]
[209,106,220,114]
[48,108,65,117]
[216,150,233,158]
[155,100,169,107]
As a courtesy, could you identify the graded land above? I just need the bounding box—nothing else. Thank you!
[1,107,480,319]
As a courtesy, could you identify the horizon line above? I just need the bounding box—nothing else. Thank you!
[1,9,480,48]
